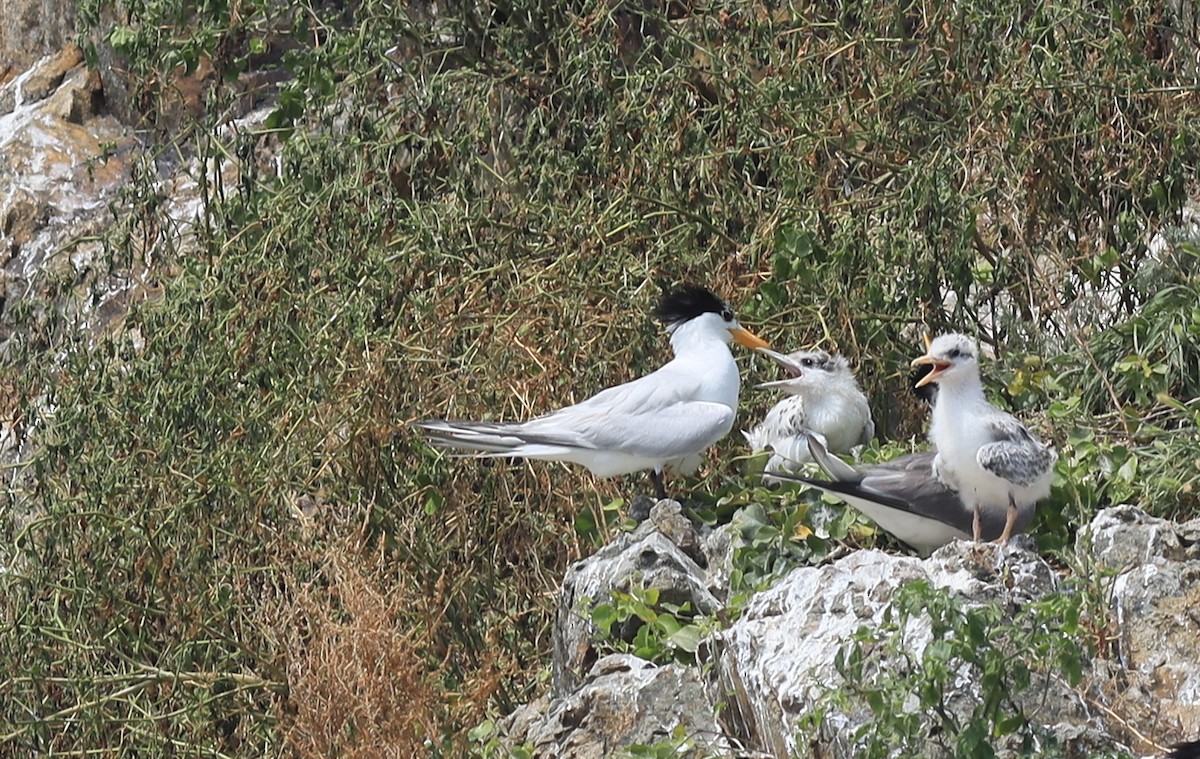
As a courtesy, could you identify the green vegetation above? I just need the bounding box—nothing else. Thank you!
[815,581,1097,759]
[590,586,706,665]
[1,0,1198,754]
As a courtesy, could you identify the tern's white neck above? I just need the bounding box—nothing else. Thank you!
[667,317,731,355]
[933,370,985,406]
[929,369,988,447]
[663,315,740,411]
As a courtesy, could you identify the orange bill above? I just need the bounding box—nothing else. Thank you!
[730,328,771,350]
[911,352,950,387]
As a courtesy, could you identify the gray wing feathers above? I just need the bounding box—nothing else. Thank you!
[805,432,862,482]
[569,402,734,459]
[790,430,1042,548]
[417,399,734,462]
[977,420,1056,487]
[414,419,582,452]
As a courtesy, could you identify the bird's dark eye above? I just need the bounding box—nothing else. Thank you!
[801,358,814,367]
[720,308,733,322]
[948,348,961,359]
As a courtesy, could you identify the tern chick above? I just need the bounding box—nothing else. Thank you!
[743,348,874,475]
[911,333,1056,544]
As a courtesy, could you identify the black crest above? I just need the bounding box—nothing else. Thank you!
[1168,741,1200,759]
[654,285,733,327]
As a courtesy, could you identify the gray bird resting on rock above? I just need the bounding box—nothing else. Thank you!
[911,332,1056,544]
[770,432,989,555]
[742,348,874,476]
[414,285,770,499]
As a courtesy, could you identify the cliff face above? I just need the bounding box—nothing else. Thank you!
[498,501,1200,758]
[0,0,74,71]
[0,45,135,339]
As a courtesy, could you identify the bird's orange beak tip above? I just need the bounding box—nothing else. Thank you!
[732,328,771,350]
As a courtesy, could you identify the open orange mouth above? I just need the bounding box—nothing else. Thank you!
[911,355,950,387]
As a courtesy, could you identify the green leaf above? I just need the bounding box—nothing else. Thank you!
[468,720,496,743]
[107,26,138,53]
[591,603,618,635]
[1116,454,1138,482]
[666,624,701,654]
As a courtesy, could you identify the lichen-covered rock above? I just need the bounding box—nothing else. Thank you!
[0,47,138,343]
[0,45,275,347]
[700,521,736,600]
[0,41,79,112]
[508,506,1199,759]
[501,654,730,758]
[1079,505,1188,568]
[1180,518,1200,562]
[1087,507,1200,742]
[700,541,1106,758]
[552,500,720,696]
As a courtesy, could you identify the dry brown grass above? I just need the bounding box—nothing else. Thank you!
[278,535,440,758]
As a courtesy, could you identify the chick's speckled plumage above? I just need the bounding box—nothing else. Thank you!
[912,333,1056,542]
[744,348,874,475]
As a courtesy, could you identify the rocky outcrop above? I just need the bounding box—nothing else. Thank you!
[0,0,75,71]
[0,44,138,344]
[502,654,729,758]
[497,505,1200,757]
[0,42,280,349]
[1081,506,1200,744]
[552,500,720,696]
[702,540,1086,757]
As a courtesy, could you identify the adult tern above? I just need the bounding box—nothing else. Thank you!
[414,285,770,499]
[911,333,1056,544]
[742,348,874,475]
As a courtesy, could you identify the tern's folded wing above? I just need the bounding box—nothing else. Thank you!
[787,438,1033,550]
[551,400,736,460]
[977,420,1057,487]
[773,468,972,554]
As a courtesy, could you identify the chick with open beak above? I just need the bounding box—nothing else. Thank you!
[742,347,874,476]
[907,332,1056,545]
[911,333,956,388]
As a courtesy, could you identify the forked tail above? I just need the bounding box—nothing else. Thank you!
[412,419,528,454]
[804,431,862,483]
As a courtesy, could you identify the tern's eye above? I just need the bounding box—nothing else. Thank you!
[801,358,814,367]
[720,308,733,322]
[947,348,961,359]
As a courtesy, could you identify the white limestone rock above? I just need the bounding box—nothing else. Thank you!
[551,500,721,696]
[700,541,1089,757]
[501,654,731,758]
